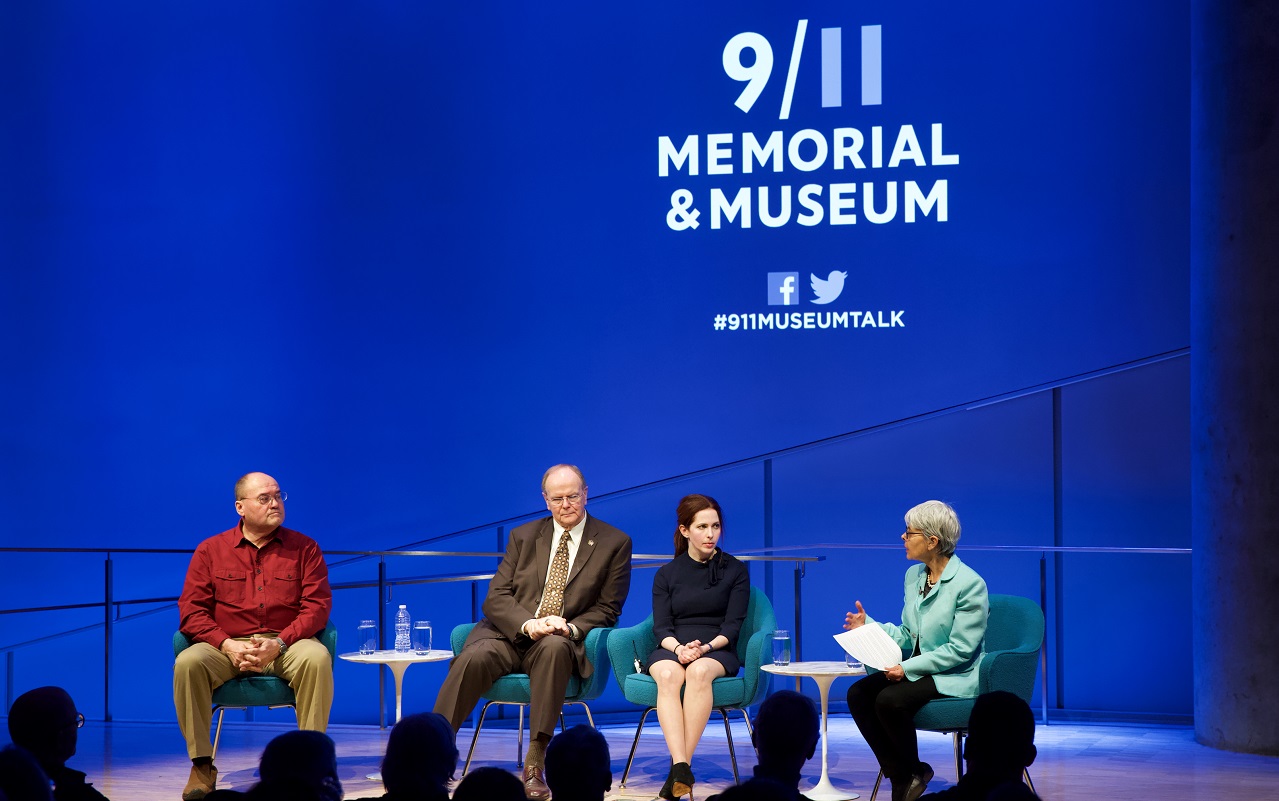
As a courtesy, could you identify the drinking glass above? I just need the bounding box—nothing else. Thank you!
[357,620,377,655]
[412,620,432,655]
[771,629,791,666]
[844,651,863,670]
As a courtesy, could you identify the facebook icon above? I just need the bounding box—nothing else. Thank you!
[768,272,800,306]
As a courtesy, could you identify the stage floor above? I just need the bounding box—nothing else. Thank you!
[39,715,1279,801]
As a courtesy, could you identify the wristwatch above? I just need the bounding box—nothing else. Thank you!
[274,637,287,654]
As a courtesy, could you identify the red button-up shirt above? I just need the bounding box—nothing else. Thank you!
[178,524,332,648]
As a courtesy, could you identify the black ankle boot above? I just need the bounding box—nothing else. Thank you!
[655,765,677,801]
[671,762,695,798]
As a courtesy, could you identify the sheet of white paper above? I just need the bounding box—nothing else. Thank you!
[834,626,904,671]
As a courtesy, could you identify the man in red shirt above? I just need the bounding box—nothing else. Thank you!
[174,472,333,800]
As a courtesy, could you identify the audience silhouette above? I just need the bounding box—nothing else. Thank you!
[349,712,456,801]
[6,687,106,801]
[0,745,54,801]
[0,684,1044,801]
[205,730,341,801]
[918,691,1038,801]
[751,690,820,801]
[451,766,525,801]
[707,778,790,801]
[706,690,820,801]
[545,725,611,801]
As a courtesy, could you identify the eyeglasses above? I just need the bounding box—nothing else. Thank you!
[545,493,582,507]
[902,530,931,540]
[66,713,84,729]
[241,492,287,506]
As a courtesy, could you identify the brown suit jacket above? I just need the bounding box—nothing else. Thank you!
[462,513,632,677]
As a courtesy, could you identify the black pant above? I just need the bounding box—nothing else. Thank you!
[846,672,941,781]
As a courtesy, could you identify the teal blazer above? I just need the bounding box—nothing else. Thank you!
[866,553,989,698]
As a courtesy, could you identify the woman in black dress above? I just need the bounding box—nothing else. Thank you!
[646,494,750,800]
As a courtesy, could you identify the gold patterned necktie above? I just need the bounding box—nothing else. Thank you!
[537,533,572,618]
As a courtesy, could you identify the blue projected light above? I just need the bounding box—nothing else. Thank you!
[0,0,1189,539]
[0,0,1193,724]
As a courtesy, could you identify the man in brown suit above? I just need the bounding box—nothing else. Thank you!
[433,464,632,800]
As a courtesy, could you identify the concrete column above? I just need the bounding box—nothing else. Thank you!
[1191,0,1279,755]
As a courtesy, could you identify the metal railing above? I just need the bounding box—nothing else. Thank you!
[0,542,1190,727]
[0,348,1192,723]
[0,546,820,721]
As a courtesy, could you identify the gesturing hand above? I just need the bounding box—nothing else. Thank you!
[844,600,867,630]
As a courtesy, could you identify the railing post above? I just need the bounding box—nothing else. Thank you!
[793,561,804,662]
[762,460,774,602]
[1039,552,1049,726]
[104,555,113,722]
[378,558,387,729]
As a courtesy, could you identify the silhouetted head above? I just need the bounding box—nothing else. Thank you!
[963,691,1037,780]
[752,690,820,774]
[709,777,790,801]
[0,745,54,801]
[7,687,80,771]
[987,779,1041,801]
[546,725,611,801]
[257,730,341,801]
[452,766,525,801]
[381,712,457,795]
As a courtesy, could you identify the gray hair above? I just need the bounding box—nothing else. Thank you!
[541,464,586,493]
[904,500,961,556]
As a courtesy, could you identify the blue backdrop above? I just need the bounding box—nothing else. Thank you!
[0,0,1189,727]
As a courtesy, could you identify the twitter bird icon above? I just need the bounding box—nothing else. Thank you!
[810,270,848,304]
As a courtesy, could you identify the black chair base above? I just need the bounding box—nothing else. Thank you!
[210,703,297,762]
[461,699,595,775]
[867,727,1035,801]
[619,706,753,788]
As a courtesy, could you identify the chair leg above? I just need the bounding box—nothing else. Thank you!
[1023,767,1036,795]
[517,703,525,768]
[870,770,884,801]
[570,701,597,729]
[463,700,498,775]
[620,707,655,788]
[719,708,740,785]
[211,707,227,763]
[952,730,964,779]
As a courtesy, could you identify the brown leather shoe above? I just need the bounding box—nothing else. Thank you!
[523,763,551,800]
[182,763,217,801]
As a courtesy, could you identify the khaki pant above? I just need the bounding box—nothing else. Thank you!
[173,636,333,759]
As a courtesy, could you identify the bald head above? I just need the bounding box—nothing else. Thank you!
[540,464,586,492]
[541,465,588,530]
[234,472,275,501]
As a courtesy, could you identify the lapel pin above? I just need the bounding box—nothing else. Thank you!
[588,540,594,546]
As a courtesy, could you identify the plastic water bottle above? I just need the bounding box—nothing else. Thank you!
[394,604,411,653]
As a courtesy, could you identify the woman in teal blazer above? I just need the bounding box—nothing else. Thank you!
[843,501,989,801]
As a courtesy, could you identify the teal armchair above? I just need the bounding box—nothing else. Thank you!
[605,585,776,786]
[172,621,338,761]
[867,593,1044,800]
[449,622,614,773]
